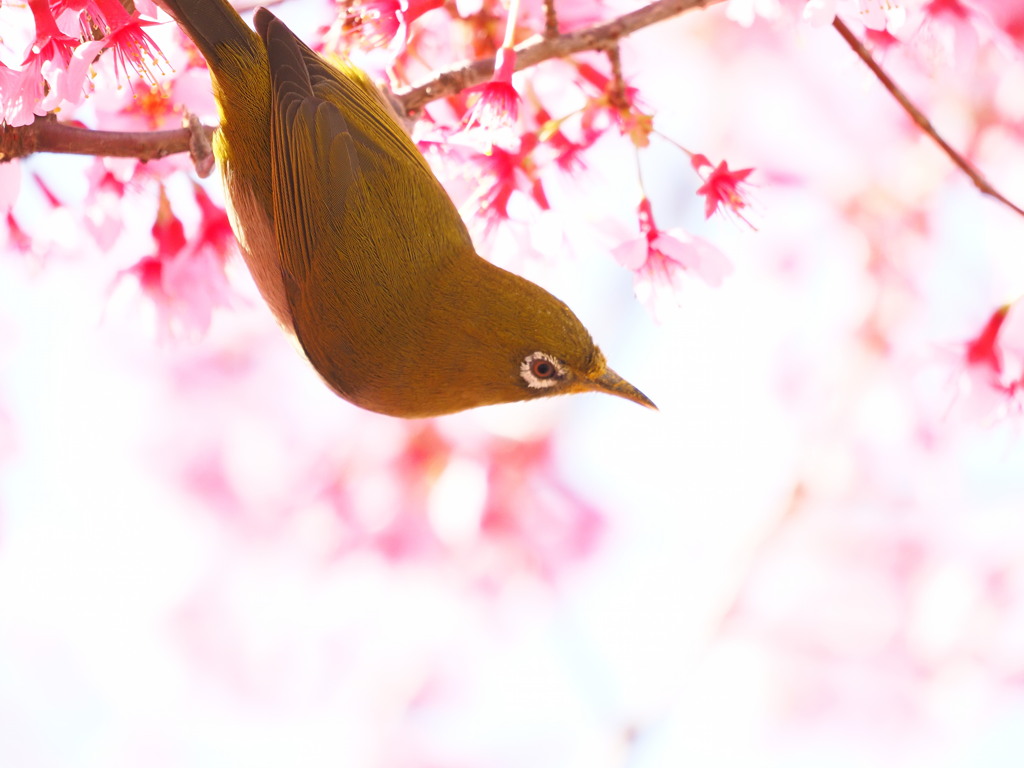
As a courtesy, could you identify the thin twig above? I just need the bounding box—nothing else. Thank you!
[397,0,722,113]
[543,0,559,38]
[833,16,1024,219]
[605,43,627,111]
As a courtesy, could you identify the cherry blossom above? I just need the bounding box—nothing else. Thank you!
[575,62,654,148]
[692,154,756,226]
[462,47,521,143]
[535,107,587,172]
[322,0,444,54]
[613,197,732,317]
[94,0,167,86]
[114,185,235,339]
[460,133,549,229]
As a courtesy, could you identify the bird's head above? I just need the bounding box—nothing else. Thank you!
[388,261,657,417]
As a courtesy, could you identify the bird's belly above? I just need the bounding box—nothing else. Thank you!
[222,173,293,332]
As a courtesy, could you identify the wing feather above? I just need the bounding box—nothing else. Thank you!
[263,16,357,286]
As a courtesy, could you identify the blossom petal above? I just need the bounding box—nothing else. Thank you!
[611,237,648,271]
[656,230,733,288]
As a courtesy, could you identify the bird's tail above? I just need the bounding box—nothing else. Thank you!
[157,0,261,69]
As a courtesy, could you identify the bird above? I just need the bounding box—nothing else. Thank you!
[157,0,655,418]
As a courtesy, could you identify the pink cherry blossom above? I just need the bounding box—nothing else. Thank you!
[535,106,587,172]
[99,11,167,86]
[323,0,444,54]
[942,303,1024,421]
[463,47,521,136]
[461,133,549,230]
[575,62,654,148]
[693,154,756,226]
[613,197,732,317]
[115,186,234,339]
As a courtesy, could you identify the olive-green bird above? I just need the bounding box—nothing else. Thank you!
[158,0,655,418]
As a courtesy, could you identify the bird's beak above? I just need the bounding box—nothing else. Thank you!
[587,367,658,410]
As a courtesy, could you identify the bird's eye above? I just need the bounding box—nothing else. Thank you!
[532,359,556,378]
[520,352,565,389]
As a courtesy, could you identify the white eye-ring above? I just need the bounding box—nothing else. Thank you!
[520,352,565,389]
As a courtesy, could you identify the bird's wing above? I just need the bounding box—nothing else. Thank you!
[260,12,358,287]
[305,55,433,178]
[257,9,474,265]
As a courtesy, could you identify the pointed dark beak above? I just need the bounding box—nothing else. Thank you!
[588,368,657,410]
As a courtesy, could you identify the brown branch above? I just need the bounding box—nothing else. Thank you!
[833,17,1024,219]
[543,0,559,38]
[605,43,627,111]
[396,0,724,114]
[0,116,217,174]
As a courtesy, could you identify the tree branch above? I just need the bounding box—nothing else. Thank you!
[397,0,723,113]
[832,17,1024,219]
[0,115,216,174]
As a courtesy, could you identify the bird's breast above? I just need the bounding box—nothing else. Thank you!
[221,163,294,332]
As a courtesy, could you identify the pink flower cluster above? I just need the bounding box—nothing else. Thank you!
[613,196,733,318]
[115,183,236,340]
[0,0,166,127]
